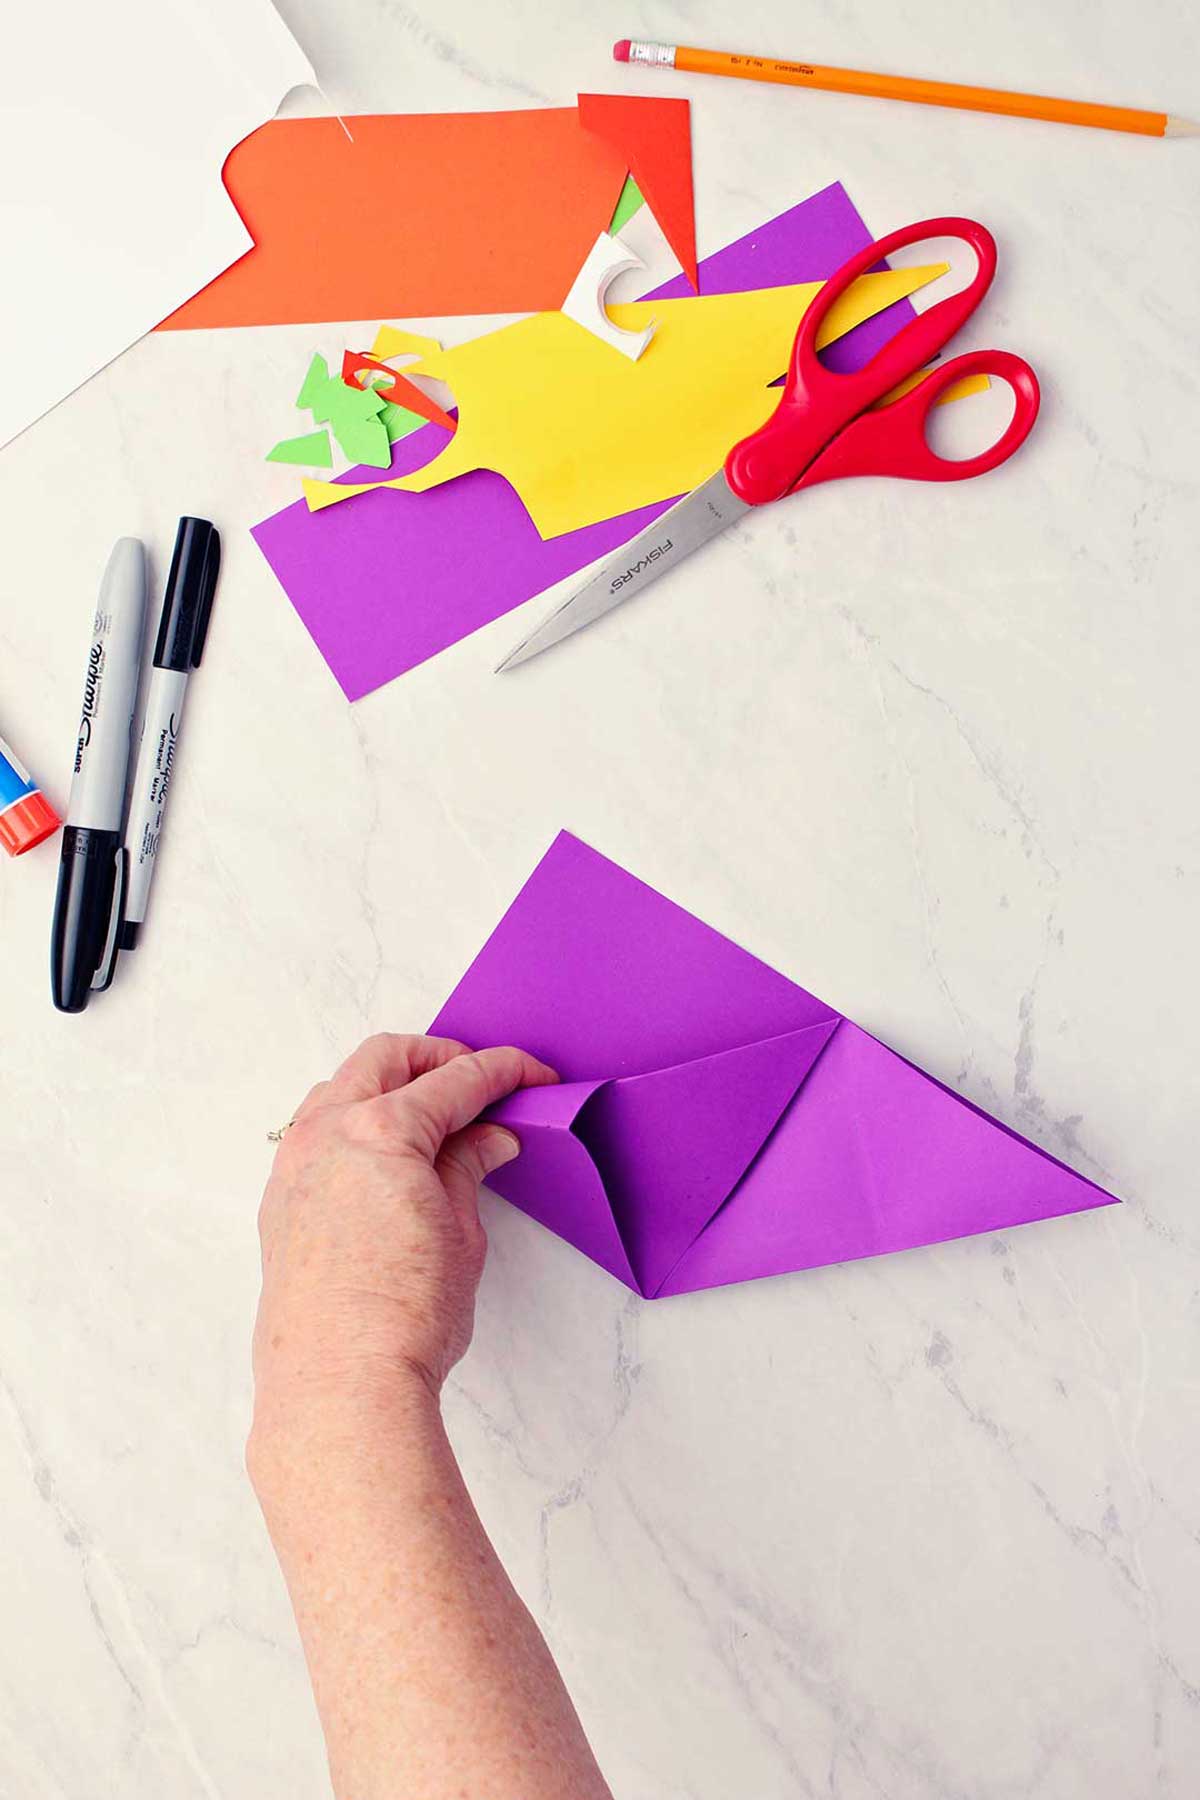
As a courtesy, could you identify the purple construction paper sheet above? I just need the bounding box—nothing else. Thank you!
[252,182,913,700]
[430,832,1119,1299]
[432,831,838,1079]
[647,179,908,377]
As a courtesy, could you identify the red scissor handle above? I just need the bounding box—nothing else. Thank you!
[796,349,1040,488]
[725,217,1037,504]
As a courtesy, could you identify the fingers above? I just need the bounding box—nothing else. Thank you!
[434,1123,522,1215]
[381,1045,558,1159]
[322,1032,471,1105]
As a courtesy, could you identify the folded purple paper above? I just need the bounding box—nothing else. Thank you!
[430,833,1118,1298]
[252,183,917,700]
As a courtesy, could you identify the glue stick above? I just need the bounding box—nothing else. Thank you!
[0,725,60,855]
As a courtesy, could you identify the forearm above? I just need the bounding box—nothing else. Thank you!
[249,1381,613,1800]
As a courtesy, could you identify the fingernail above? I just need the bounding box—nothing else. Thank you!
[482,1127,521,1170]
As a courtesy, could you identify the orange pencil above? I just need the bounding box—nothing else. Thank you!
[613,38,1199,138]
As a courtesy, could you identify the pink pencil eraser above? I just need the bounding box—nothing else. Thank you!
[613,38,631,62]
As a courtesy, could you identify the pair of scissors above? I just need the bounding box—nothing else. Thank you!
[496,218,1040,673]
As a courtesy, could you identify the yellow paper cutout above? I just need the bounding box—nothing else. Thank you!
[371,327,444,364]
[303,265,947,538]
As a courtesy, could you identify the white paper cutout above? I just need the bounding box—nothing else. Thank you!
[561,232,656,361]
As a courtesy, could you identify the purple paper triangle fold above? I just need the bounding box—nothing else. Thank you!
[432,833,1119,1299]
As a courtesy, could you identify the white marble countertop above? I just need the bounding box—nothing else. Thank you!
[2,1,1198,1794]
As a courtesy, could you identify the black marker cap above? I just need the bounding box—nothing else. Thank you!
[50,828,122,1013]
[153,518,221,672]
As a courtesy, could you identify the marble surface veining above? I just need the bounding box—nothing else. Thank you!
[1,0,1198,1793]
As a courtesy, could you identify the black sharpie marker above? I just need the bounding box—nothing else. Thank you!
[119,518,220,951]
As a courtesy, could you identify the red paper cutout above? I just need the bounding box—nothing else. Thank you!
[341,351,456,434]
[578,93,698,292]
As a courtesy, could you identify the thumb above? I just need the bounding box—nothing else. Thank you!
[434,1123,522,1212]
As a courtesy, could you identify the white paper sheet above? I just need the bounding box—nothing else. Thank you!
[0,0,314,448]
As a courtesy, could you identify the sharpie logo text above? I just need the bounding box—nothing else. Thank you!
[74,642,105,771]
[609,539,673,594]
[149,714,179,812]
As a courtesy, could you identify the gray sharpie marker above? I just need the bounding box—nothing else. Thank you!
[50,538,147,1012]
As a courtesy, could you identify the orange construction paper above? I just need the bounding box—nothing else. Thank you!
[156,100,691,330]
[579,93,698,291]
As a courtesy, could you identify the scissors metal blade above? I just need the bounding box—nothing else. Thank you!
[495,471,751,673]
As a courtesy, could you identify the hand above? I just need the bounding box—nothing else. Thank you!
[247,1035,614,1800]
[250,1033,558,1453]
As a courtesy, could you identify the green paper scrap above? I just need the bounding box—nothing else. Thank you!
[267,357,428,469]
[266,427,334,467]
[294,351,392,469]
[296,351,331,414]
[335,411,391,466]
[608,174,644,237]
[366,379,429,447]
[381,402,426,444]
